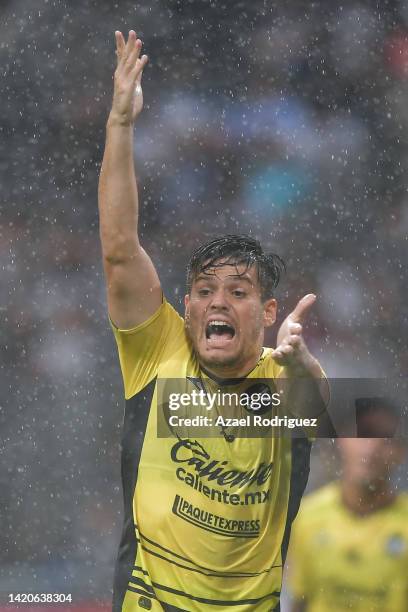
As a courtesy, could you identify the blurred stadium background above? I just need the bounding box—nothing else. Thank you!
[1,0,407,609]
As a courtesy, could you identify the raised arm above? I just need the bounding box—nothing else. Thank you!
[98,30,162,329]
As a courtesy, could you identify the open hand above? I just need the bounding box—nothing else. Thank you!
[272,294,320,375]
[110,30,148,125]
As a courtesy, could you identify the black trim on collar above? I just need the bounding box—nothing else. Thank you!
[199,349,265,386]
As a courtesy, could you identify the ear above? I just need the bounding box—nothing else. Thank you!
[184,294,190,319]
[263,298,277,328]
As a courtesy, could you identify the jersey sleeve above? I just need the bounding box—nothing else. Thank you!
[110,298,185,399]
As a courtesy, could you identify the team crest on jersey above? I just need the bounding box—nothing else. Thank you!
[385,534,406,557]
[138,595,152,609]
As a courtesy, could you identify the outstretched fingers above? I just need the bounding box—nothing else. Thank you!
[272,331,304,362]
[290,293,316,324]
[124,30,137,58]
[124,34,140,70]
[126,40,141,73]
[133,54,149,83]
[111,29,148,123]
[288,321,302,336]
[115,30,126,65]
[120,33,148,83]
[115,30,139,68]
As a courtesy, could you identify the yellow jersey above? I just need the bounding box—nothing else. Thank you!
[288,482,408,611]
[111,299,313,612]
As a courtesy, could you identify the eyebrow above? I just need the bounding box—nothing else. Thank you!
[194,274,254,285]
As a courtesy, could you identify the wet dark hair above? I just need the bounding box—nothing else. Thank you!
[186,235,285,300]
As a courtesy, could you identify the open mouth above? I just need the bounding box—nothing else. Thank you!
[205,320,236,343]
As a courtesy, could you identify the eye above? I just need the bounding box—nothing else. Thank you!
[232,289,246,298]
[198,288,211,297]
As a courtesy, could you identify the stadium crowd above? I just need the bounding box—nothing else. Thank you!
[1,0,407,605]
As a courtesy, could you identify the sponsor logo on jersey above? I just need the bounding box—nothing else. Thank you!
[172,494,260,537]
[170,438,273,489]
[170,438,273,506]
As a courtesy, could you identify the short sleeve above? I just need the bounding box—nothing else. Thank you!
[110,299,185,398]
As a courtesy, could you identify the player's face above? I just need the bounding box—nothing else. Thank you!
[184,262,276,377]
[338,437,405,487]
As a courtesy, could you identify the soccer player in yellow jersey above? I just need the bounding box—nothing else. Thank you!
[98,30,331,612]
[288,399,408,612]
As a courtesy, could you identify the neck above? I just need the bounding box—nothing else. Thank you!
[200,351,263,381]
[341,478,395,516]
